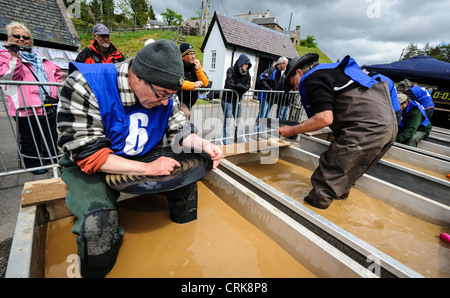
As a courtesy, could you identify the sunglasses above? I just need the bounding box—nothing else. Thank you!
[12,34,31,40]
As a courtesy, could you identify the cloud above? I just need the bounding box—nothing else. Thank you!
[148,0,450,65]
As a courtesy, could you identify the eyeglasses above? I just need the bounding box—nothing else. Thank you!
[148,82,173,100]
[12,34,31,40]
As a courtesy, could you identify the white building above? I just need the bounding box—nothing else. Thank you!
[200,12,298,89]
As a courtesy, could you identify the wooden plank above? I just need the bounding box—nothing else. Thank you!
[219,138,291,158]
[21,178,68,208]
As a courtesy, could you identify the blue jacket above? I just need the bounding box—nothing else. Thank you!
[257,66,284,102]
[69,62,173,157]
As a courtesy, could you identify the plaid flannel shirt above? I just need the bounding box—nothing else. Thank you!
[57,58,195,161]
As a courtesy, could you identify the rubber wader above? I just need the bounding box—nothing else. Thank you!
[304,82,398,209]
[59,154,198,278]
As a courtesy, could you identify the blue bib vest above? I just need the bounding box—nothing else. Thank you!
[409,86,435,108]
[298,55,379,117]
[399,99,430,129]
[69,62,173,157]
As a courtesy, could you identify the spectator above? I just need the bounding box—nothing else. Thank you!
[222,54,252,145]
[255,57,288,133]
[178,43,209,119]
[75,24,125,64]
[0,21,62,174]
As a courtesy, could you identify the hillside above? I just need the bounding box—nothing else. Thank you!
[79,29,332,64]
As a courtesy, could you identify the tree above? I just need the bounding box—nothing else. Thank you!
[161,8,183,26]
[402,42,419,60]
[148,5,156,20]
[65,0,116,29]
[300,35,318,49]
[401,42,450,62]
[435,44,450,63]
[117,0,149,28]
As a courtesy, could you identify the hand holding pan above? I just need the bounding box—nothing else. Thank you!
[105,147,213,194]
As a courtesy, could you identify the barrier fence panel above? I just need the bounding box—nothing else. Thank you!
[1,81,63,178]
[1,81,304,178]
[181,88,304,145]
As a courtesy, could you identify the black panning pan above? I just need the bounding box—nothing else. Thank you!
[105,147,213,194]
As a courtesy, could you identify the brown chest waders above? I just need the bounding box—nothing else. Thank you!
[304,81,398,209]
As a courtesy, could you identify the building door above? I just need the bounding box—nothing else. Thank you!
[256,57,272,89]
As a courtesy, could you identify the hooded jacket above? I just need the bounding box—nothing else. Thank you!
[224,54,252,101]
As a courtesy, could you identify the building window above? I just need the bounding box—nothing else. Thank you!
[211,51,216,70]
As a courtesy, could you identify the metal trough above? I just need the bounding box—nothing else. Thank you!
[5,141,448,278]
[298,134,450,207]
[221,146,449,277]
[425,127,450,151]
[5,160,382,278]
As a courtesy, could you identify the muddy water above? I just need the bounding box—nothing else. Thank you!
[382,157,448,181]
[238,159,450,278]
[45,182,316,278]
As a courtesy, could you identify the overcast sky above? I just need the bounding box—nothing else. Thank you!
[148,0,449,66]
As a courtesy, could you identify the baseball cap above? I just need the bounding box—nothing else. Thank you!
[93,24,110,35]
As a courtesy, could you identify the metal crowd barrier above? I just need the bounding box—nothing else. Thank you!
[0,81,64,178]
[180,88,304,145]
[1,81,304,178]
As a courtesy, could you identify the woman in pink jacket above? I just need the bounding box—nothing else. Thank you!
[0,22,62,174]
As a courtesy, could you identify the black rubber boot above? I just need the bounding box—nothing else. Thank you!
[304,190,333,210]
[79,208,123,278]
[166,182,198,224]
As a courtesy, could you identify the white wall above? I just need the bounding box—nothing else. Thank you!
[203,23,227,89]
[203,23,257,89]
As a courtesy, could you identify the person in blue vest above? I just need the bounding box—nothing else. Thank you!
[280,53,397,210]
[57,40,223,278]
[398,79,435,119]
[396,94,432,147]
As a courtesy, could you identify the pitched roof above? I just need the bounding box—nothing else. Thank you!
[201,12,298,60]
[0,0,79,51]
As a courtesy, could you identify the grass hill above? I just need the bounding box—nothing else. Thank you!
[78,29,333,64]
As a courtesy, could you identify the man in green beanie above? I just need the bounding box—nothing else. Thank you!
[57,39,223,278]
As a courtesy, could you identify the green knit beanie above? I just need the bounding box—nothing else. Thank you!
[132,39,185,90]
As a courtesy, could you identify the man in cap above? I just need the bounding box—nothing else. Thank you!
[280,53,397,210]
[178,43,209,119]
[396,94,432,147]
[58,40,222,277]
[75,23,125,64]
